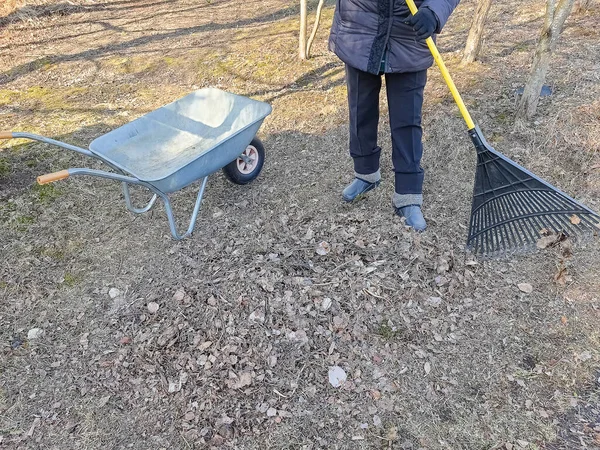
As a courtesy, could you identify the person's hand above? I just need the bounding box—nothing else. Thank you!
[404,7,439,40]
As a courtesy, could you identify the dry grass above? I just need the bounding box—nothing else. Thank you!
[0,0,87,22]
[0,0,20,16]
[0,0,599,448]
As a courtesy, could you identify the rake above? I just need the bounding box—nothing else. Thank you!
[406,0,599,256]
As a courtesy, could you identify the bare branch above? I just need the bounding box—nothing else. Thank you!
[306,0,326,59]
[299,0,308,59]
[462,0,493,64]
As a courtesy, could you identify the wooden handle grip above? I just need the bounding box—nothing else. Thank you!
[37,170,69,185]
[0,132,13,139]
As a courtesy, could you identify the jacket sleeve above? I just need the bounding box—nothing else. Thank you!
[422,0,460,33]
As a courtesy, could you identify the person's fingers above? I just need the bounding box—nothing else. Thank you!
[415,25,430,39]
[414,23,427,35]
[404,15,418,26]
[418,29,432,40]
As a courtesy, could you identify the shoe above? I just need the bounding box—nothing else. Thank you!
[342,178,380,202]
[395,205,427,231]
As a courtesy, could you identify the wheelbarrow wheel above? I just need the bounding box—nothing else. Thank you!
[222,137,265,185]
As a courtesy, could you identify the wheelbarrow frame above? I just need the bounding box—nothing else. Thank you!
[6,131,209,239]
[1,89,272,239]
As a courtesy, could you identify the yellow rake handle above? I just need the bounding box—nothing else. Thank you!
[406,0,476,130]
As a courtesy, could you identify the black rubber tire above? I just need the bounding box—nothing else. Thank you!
[222,137,265,185]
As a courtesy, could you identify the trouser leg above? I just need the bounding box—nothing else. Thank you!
[385,70,427,207]
[346,64,382,182]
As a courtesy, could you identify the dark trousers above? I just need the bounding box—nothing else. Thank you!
[346,64,427,195]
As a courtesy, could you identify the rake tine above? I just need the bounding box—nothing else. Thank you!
[546,191,577,209]
[517,192,554,238]
[530,191,583,235]
[530,190,599,240]
[496,194,523,249]
[518,192,555,237]
[533,191,573,214]
[504,195,529,248]
[479,154,501,255]
[484,200,497,254]
[475,210,484,253]
[490,198,507,253]
[509,192,541,244]
[579,213,600,230]
[483,155,541,244]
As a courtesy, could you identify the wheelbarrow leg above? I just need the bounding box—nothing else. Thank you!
[122,182,158,214]
[161,177,208,240]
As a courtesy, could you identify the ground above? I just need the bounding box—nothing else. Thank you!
[1,0,600,449]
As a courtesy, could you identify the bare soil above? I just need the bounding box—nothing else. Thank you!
[1,0,599,449]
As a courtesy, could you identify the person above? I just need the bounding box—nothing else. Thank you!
[329,0,460,231]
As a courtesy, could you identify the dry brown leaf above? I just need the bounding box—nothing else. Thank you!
[554,264,570,286]
[518,283,533,294]
[536,231,567,249]
[385,426,398,442]
[173,289,185,302]
[231,371,253,389]
[577,351,592,362]
[570,215,581,225]
[560,316,568,325]
[316,241,331,256]
[561,239,573,258]
[436,257,450,274]
[98,395,111,407]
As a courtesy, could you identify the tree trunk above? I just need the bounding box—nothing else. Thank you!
[306,0,326,59]
[299,0,308,59]
[516,0,575,120]
[462,0,493,64]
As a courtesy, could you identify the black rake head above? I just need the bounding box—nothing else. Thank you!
[466,127,600,256]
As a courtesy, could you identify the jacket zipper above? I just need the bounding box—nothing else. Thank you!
[380,0,395,73]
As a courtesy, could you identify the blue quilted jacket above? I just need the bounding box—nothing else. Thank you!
[329,0,460,74]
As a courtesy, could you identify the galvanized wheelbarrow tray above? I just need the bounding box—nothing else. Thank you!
[1,88,272,239]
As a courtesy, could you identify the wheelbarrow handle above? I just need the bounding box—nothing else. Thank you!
[0,131,94,157]
[38,170,70,185]
[37,167,146,186]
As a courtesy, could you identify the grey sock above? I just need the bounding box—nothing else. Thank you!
[354,169,381,184]
[393,193,423,208]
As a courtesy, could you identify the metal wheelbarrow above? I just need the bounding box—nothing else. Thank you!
[1,88,272,239]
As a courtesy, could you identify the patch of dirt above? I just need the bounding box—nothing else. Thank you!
[1,0,599,448]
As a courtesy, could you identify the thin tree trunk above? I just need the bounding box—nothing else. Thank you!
[306,0,326,59]
[462,0,493,64]
[299,0,308,59]
[516,0,575,120]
